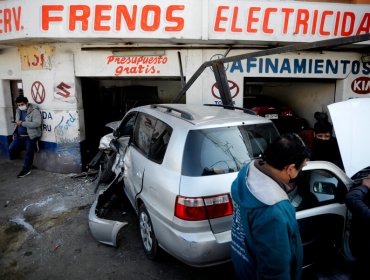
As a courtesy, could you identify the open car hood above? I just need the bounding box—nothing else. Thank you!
[328,98,370,178]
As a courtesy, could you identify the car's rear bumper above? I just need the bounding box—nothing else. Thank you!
[151,213,232,267]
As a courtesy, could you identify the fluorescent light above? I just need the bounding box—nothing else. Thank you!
[112,50,165,57]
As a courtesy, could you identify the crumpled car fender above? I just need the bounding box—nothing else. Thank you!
[88,199,127,247]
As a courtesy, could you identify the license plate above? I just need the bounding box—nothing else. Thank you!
[265,114,278,119]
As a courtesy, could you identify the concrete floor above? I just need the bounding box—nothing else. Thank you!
[0,157,353,280]
[0,158,238,280]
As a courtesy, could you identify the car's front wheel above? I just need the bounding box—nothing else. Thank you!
[138,204,158,259]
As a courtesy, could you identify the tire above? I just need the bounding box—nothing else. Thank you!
[99,152,116,183]
[138,204,158,260]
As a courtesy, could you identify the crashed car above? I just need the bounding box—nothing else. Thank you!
[89,103,280,266]
[89,99,370,268]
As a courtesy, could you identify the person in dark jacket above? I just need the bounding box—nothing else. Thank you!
[310,112,343,169]
[345,176,370,280]
[231,133,310,280]
[9,96,42,178]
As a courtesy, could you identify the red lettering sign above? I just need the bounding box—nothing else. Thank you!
[212,6,369,37]
[42,4,185,32]
[106,55,169,76]
[0,6,23,34]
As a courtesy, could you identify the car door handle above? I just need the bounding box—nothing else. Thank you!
[136,171,142,179]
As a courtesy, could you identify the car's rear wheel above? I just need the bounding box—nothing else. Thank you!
[138,204,158,259]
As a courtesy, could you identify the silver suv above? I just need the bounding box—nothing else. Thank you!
[89,100,369,270]
[88,104,279,266]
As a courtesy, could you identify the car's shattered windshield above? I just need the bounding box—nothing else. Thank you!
[182,123,279,176]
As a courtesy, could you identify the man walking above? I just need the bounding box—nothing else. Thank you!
[9,96,42,178]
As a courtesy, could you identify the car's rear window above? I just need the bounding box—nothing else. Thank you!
[182,123,279,176]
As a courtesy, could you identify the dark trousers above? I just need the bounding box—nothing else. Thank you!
[9,136,37,172]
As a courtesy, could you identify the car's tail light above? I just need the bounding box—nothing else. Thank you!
[281,108,294,117]
[175,194,233,221]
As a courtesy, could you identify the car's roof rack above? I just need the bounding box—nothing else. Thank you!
[203,104,256,115]
[150,104,194,120]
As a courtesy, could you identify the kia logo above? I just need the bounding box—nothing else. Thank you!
[351,77,370,94]
[212,80,239,99]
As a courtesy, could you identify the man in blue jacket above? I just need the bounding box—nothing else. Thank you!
[231,133,309,280]
[9,96,42,178]
[345,176,370,280]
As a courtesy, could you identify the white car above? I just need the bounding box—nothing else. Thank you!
[89,103,279,267]
[88,99,370,268]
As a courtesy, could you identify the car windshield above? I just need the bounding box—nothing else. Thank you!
[182,123,279,176]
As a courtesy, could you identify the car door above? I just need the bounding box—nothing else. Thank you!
[291,161,352,267]
[123,113,156,208]
[123,112,177,220]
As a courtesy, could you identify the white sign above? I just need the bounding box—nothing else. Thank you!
[74,50,182,77]
[0,0,369,44]
[208,0,370,42]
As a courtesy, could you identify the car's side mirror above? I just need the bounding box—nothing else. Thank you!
[313,181,336,195]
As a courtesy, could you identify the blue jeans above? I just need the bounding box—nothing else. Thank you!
[9,136,37,172]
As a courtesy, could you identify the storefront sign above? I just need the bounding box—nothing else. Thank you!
[41,4,185,33]
[205,49,370,79]
[0,6,22,33]
[75,50,179,77]
[106,55,169,76]
[0,0,368,44]
[209,1,370,41]
[227,57,370,77]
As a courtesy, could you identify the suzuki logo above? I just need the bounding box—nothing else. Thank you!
[351,77,370,95]
[56,82,72,98]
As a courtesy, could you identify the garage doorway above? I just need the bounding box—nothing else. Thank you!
[244,77,337,128]
[80,77,183,165]
[10,80,23,121]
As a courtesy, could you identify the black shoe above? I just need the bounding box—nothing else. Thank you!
[17,170,31,178]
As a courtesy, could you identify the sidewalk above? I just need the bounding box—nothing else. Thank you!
[0,158,237,280]
[0,158,98,279]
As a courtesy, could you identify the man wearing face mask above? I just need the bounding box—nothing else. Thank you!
[9,96,42,178]
[311,112,343,169]
[231,133,310,280]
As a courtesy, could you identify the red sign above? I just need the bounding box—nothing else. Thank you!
[351,77,370,94]
[31,81,46,104]
[56,82,72,98]
[211,80,239,99]
[41,5,185,32]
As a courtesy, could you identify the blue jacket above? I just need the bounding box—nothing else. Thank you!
[231,161,303,280]
[345,185,370,261]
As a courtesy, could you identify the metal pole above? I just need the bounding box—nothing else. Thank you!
[212,61,233,107]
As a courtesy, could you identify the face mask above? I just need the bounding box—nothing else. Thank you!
[19,105,27,111]
[314,139,332,150]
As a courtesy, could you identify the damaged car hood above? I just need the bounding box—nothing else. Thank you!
[328,98,370,178]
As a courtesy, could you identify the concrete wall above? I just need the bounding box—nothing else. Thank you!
[0,44,85,173]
